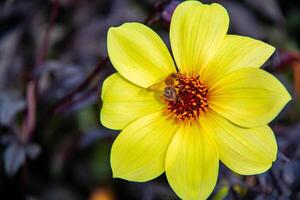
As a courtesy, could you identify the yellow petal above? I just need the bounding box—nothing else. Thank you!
[107,22,176,88]
[202,35,275,85]
[204,111,277,175]
[111,112,178,182]
[165,123,219,200]
[100,73,164,130]
[209,68,291,127]
[170,1,229,75]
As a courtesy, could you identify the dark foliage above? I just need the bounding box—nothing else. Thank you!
[0,0,300,199]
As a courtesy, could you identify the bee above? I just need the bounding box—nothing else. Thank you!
[163,86,178,102]
[148,73,179,102]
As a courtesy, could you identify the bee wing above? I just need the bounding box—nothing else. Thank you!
[147,80,165,91]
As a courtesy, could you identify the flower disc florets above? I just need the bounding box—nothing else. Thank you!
[164,73,208,122]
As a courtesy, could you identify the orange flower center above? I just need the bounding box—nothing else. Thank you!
[163,73,208,122]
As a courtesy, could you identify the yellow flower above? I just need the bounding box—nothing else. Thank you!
[100,1,291,199]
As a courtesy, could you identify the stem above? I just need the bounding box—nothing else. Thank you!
[293,61,300,98]
[36,0,60,67]
[49,57,109,114]
[21,81,36,143]
[21,0,60,142]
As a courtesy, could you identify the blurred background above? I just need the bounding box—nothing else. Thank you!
[0,0,300,199]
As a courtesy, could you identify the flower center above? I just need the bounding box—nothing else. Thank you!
[163,73,208,122]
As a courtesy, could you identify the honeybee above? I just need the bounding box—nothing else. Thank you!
[163,86,178,101]
[148,73,179,102]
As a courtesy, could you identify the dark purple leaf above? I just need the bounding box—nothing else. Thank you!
[79,128,116,149]
[26,143,41,159]
[36,61,86,101]
[0,29,23,88]
[244,0,285,24]
[4,142,26,176]
[222,1,266,39]
[282,161,300,190]
[161,1,181,23]
[0,89,26,125]
[0,134,15,145]
[62,87,99,113]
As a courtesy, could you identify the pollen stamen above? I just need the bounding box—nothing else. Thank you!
[163,73,209,122]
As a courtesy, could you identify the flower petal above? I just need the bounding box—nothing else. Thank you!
[209,68,291,127]
[100,73,164,130]
[111,112,178,182]
[204,111,277,175]
[202,35,275,85]
[170,1,229,75]
[165,123,219,200]
[107,22,176,88]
